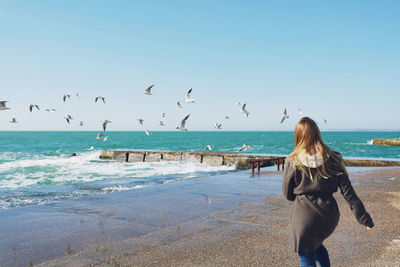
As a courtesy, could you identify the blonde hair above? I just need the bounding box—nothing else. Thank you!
[288,117,345,180]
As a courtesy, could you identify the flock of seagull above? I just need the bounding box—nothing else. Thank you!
[0,85,327,152]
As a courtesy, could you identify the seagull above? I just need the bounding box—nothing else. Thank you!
[205,145,213,151]
[240,103,250,117]
[224,114,230,119]
[10,118,17,123]
[45,108,56,112]
[161,112,166,118]
[238,144,250,152]
[29,104,40,112]
[64,114,73,124]
[137,118,144,126]
[177,101,183,108]
[96,133,104,140]
[0,101,10,110]
[280,108,289,124]
[215,123,222,130]
[95,96,106,103]
[75,93,80,99]
[145,84,154,95]
[79,121,84,126]
[102,119,111,131]
[63,94,71,102]
[145,130,151,136]
[176,114,190,131]
[159,121,165,126]
[103,136,108,142]
[184,88,196,103]
[322,118,327,125]
[298,108,304,115]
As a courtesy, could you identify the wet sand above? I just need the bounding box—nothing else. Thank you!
[2,167,400,266]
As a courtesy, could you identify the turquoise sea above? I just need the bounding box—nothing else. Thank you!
[0,131,399,210]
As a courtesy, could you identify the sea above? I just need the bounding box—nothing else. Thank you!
[0,131,399,210]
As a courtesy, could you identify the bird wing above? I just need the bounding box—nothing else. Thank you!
[95,97,99,103]
[284,108,287,116]
[280,116,286,124]
[146,84,154,93]
[186,88,192,98]
[181,114,191,128]
[103,122,106,131]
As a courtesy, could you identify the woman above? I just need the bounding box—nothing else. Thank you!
[282,117,374,267]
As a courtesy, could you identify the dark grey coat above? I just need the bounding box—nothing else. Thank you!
[282,156,374,253]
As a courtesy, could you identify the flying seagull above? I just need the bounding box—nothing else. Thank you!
[137,118,144,126]
[96,133,104,140]
[161,112,166,118]
[45,108,56,112]
[29,104,40,112]
[184,88,196,103]
[176,114,190,131]
[224,114,230,119]
[10,118,17,123]
[0,101,10,110]
[145,130,151,136]
[75,93,80,99]
[79,121,84,126]
[215,123,222,130]
[145,84,154,95]
[63,94,71,102]
[238,144,250,152]
[240,103,250,117]
[322,118,327,125]
[280,108,289,124]
[64,114,73,124]
[95,96,106,103]
[102,119,111,131]
[205,145,213,151]
[159,121,165,126]
[298,108,304,115]
[177,101,183,108]
[103,136,108,142]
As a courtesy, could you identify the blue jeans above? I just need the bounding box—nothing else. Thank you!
[298,244,330,267]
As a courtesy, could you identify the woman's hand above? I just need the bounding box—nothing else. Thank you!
[365,226,373,230]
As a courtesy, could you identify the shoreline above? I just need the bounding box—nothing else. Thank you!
[1,167,399,266]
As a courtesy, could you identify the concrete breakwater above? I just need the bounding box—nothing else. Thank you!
[373,138,400,146]
[99,150,400,170]
[99,150,284,170]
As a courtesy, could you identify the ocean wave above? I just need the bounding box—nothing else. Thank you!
[0,151,235,190]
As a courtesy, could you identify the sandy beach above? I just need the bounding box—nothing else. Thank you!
[1,167,399,266]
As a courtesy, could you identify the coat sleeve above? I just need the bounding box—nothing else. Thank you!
[282,158,296,201]
[339,171,374,227]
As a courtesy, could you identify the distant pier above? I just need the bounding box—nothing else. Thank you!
[99,150,400,170]
[372,138,400,146]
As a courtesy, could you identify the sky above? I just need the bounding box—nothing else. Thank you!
[0,0,399,131]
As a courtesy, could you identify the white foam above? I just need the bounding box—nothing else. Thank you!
[0,151,235,190]
[367,139,374,145]
[101,186,131,192]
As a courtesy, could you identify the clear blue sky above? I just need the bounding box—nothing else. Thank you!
[0,0,399,131]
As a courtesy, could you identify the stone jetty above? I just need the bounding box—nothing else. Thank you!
[99,150,400,170]
[372,138,400,146]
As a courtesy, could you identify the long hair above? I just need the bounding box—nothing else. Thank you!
[288,117,345,180]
